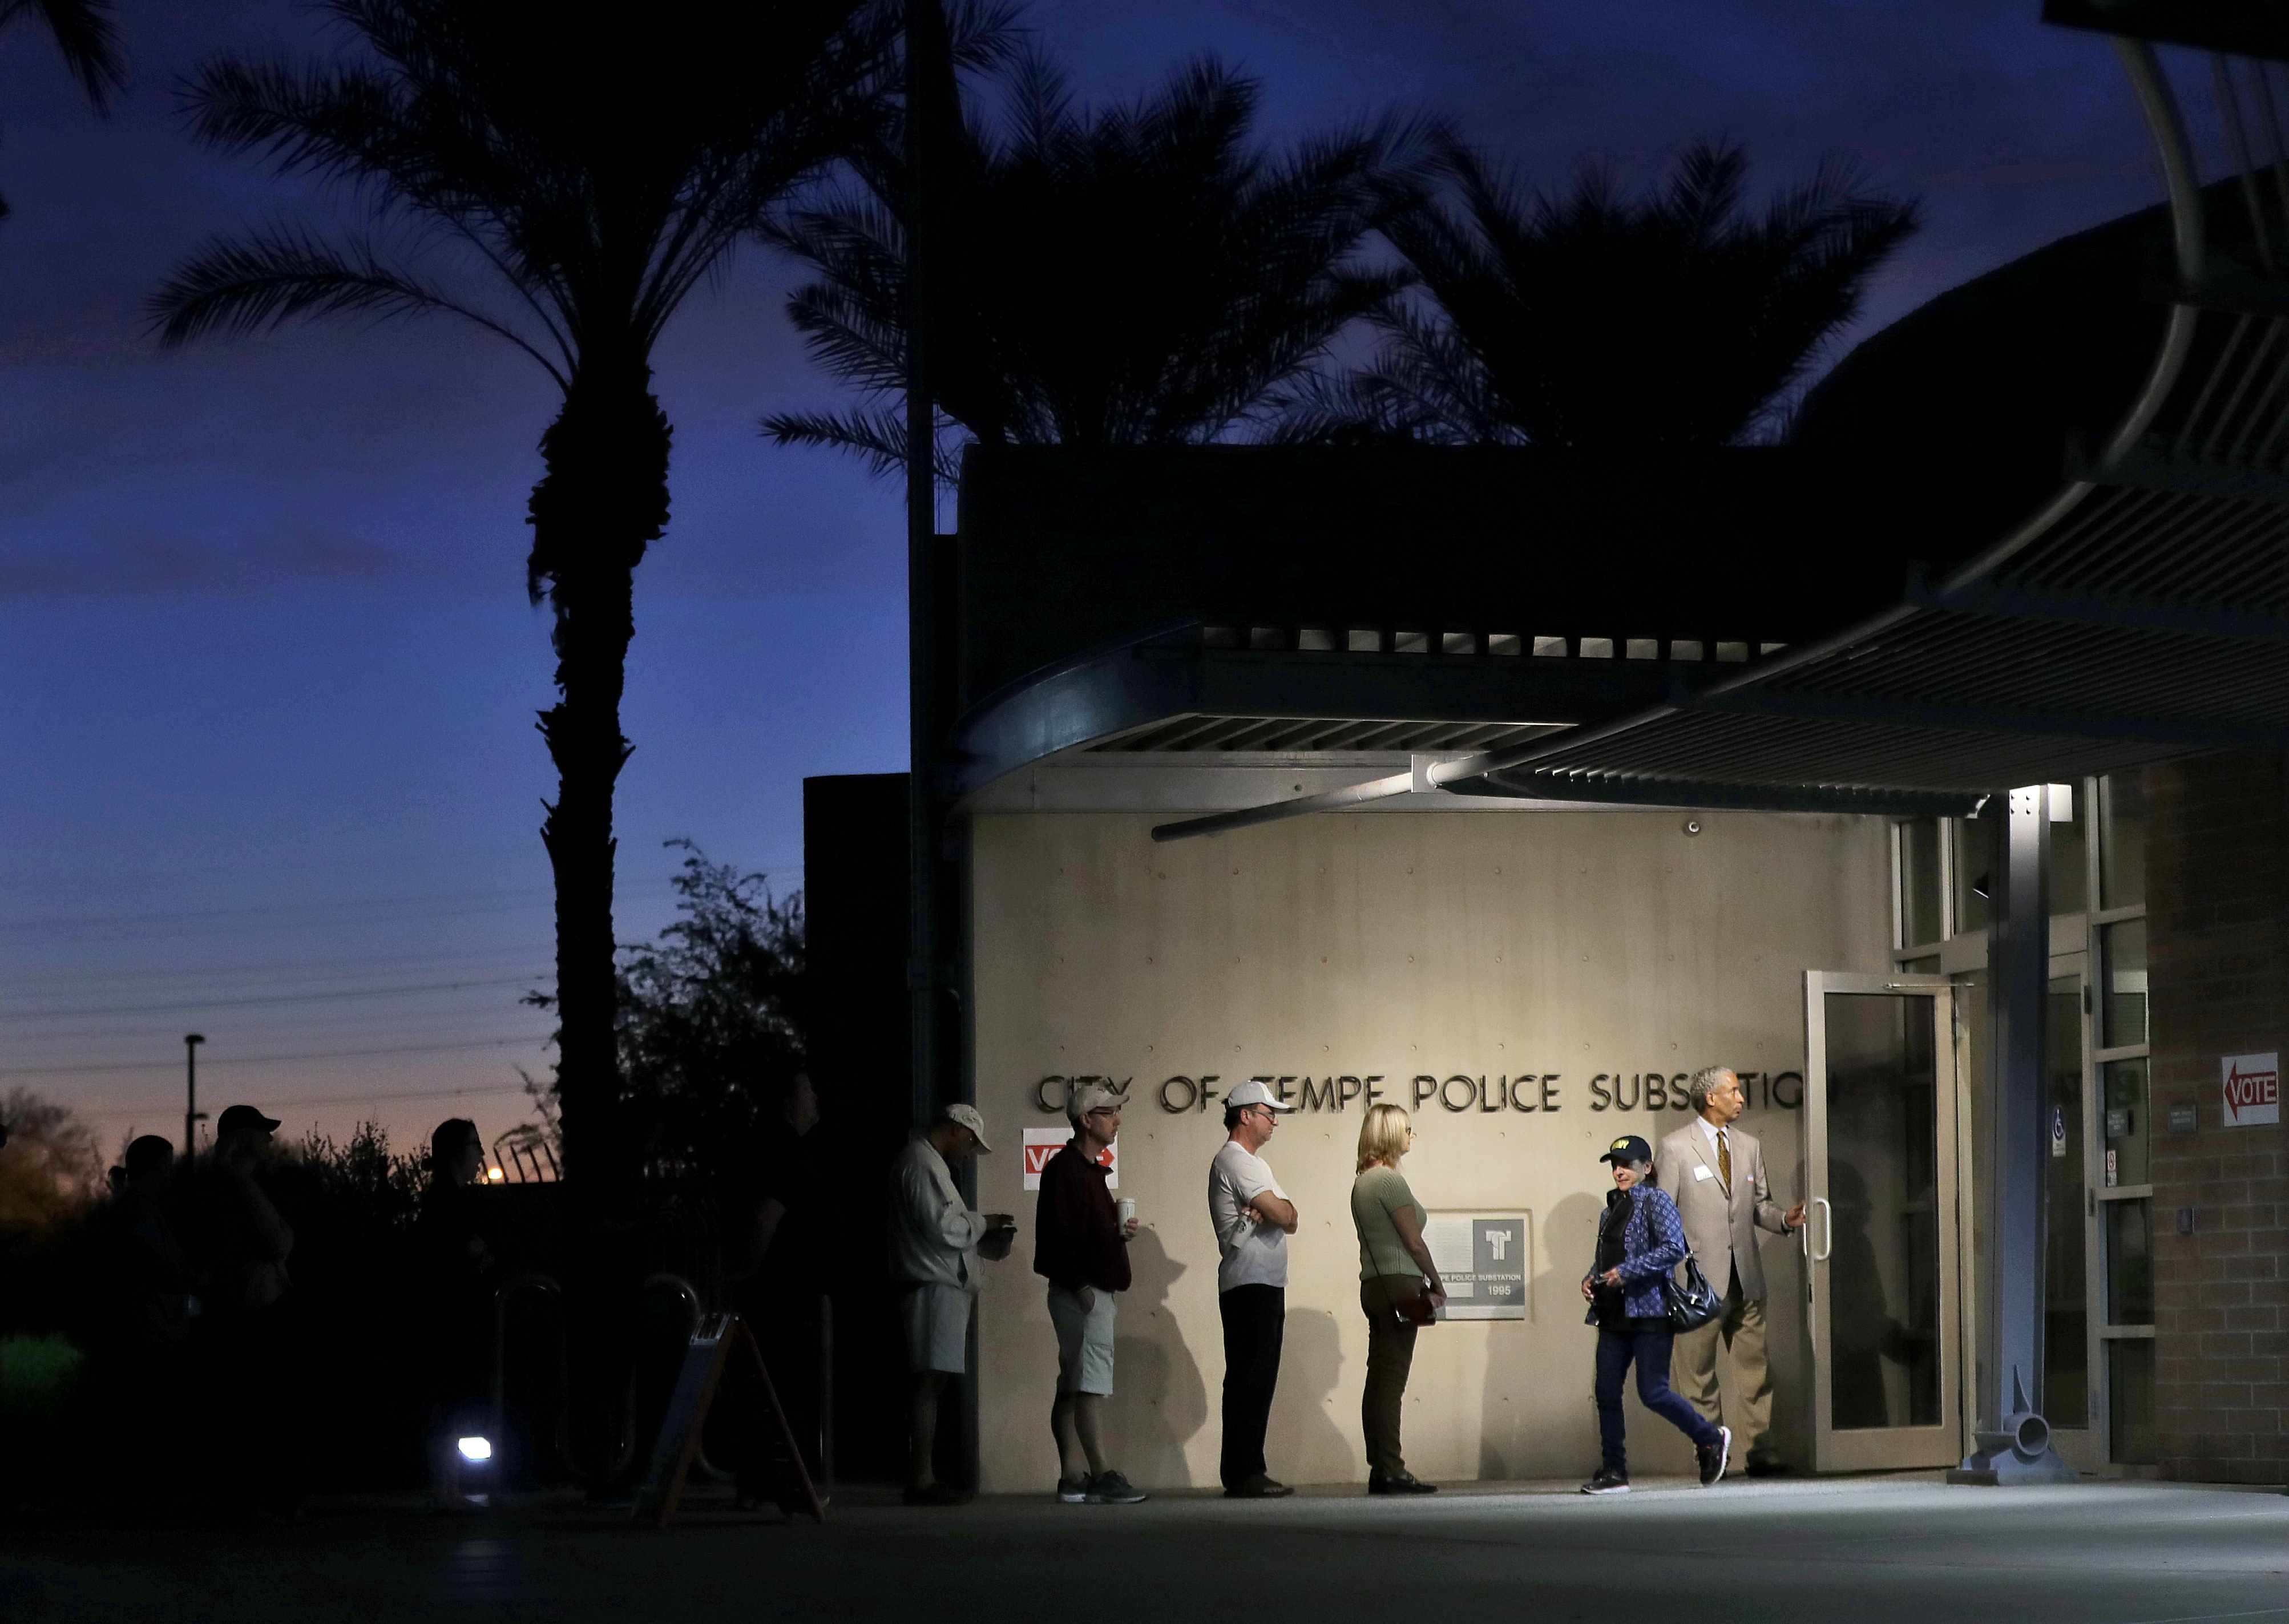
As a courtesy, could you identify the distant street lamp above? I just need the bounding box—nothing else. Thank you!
[183,1033,208,1161]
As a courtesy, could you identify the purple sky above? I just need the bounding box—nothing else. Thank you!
[0,1,2165,1161]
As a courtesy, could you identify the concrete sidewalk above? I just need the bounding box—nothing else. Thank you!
[5,1474,2287,1622]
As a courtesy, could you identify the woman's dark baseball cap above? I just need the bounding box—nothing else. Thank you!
[1599,1134,1653,1165]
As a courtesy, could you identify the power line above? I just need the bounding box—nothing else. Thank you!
[0,877,680,933]
[0,942,558,990]
[2,1034,555,1078]
[73,1081,543,1121]
[0,975,544,1021]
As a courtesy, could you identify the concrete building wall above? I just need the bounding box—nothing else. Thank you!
[2148,750,2289,1484]
[964,806,1892,1490]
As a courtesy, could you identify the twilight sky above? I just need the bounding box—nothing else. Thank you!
[0,1,2166,1160]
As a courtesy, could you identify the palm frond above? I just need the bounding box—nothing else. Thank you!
[1346,135,1919,449]
[147,228,567,383]
[761,403,964,486]
[774,45,1430,452]
[1,0,125,109]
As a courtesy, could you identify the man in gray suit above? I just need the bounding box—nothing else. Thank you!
[1653,1066,1805,1475]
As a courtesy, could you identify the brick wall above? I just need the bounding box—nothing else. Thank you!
[2147,750,2289,1484]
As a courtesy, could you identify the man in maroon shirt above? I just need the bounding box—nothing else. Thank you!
[1035,1082,1146,1504]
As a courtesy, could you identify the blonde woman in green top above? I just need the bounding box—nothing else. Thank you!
[1350,1103,1445,1494]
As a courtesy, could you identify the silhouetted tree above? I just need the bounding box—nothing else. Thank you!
[150,0,887,1194]
[0,0,124,221]
[1274,137,1919,449]
[527,841,804,1193]
[0,1087,103,1236]
[764,30,1431,480]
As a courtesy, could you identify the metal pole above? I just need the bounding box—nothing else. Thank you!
[1953,785,2074,1483]
[1990,786,2048,1425]
[183,1033,205,1162]
[903,0,938,1141]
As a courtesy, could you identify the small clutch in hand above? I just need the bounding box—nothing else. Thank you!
[1381,1277,1438,1326]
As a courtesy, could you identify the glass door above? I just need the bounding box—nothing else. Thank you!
[1804,972,1962,1472]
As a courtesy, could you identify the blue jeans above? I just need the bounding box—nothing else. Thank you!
[1596,1321,1719,1471]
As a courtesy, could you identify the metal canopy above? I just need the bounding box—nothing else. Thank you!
[1149,37,2289,842]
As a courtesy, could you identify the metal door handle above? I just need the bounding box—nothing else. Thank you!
[1812,1197,1834,1262]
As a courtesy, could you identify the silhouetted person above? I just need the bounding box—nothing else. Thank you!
[728,1070,826,1497]
[93,1136,198,1495]
[415,1117,497,1508]
[190,1103,298,1517]
[104,1136,199,1352]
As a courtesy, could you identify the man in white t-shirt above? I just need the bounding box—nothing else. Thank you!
[1206,1079,1299,1497]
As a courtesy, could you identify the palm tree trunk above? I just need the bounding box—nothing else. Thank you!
[527,365,670,1488]
[528,365,672,1188]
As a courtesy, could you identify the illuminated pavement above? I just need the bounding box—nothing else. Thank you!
[5,1474,2287,1622]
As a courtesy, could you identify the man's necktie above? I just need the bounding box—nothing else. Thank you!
[1718,1128,1733,1191]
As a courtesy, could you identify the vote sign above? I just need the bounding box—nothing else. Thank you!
[2221,1052,2280,1128]
[1022,1128,1118,1190]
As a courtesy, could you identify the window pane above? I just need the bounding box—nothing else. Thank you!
[2045,975,2087,1425]
[1900,818,1943,946]
[2100,771,2146,909]
[2109,1339,2157,1464]
[2101,919,2149,1047]
[2106,1198,2154,1326]
[1823,992,1942,1431]
[2103,1057,2150,1186]
[1900,955,1940,975]
[1953,815,2003,935]
[2050,782,2089,915]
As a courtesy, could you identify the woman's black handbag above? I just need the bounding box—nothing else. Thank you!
[1664,1254,1723,1332]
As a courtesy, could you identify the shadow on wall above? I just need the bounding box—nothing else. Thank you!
[1105,1225,1208,1488]
[1480,1190,1605,1480]
[1267,1307,1358,1485]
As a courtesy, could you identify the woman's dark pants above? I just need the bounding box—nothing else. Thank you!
[1596,1320,1719,1471]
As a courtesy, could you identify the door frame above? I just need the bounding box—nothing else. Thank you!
[1804,971,1964,1473]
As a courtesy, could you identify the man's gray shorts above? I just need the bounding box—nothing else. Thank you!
[1046,1284,1116,1396]
[902,1283,970,1375]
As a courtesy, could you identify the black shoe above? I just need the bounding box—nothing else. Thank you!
[1697,1426,1733,1486]
[1222,1474,1294,1498]
[902,1482,972,1506]
[1088,1469,1148,1505]
[1744,1455,1790,1478]
[1367,1471,1438,1495]
[1579,1467,1630,1495]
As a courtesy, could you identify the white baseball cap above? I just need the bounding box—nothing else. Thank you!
[1067,1082,1125,1119]
[942,1101,993,1152]
[1225,1080,1295,1112]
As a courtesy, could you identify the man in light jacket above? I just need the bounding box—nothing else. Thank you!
[1653,1066,1805,1476]
[889,1102,1012,1505]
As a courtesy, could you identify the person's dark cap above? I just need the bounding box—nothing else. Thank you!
[217,1104,281,1136]
[1599,1134,1653,1165]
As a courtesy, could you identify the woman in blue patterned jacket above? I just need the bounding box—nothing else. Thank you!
[1578,1133,1731,1494]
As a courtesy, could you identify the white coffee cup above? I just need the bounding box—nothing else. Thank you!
[1117,1198,1137,1225]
